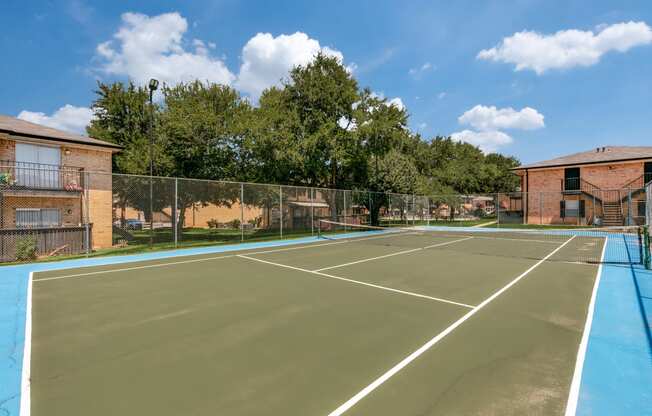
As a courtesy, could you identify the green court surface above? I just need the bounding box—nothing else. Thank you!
[30,231,601,415]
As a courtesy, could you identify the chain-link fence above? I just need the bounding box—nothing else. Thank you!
[0,167,649,263]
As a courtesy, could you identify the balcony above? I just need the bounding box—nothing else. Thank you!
[0,160,84,193]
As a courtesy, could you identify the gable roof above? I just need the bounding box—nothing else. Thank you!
[0,114,122,150]
[514,146,652,170]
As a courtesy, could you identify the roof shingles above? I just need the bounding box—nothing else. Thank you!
[515,146,652,170]
[0,114,121,150]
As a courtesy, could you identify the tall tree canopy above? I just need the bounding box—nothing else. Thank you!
[88,55,520,199]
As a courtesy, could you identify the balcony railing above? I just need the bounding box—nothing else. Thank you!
[563,177,581,191]
[0,160,84,192]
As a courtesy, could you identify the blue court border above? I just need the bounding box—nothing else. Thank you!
[1,229,650,415]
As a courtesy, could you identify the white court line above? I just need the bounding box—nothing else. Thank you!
[32,231,420,283]
[564,238,607,416]
[327,235,577,416]
[32,254,237,282]
[237,255,474,309]
[472,235,561,244]
[246,231,419,255]
[314,237,473,272]
[20,272,33,416]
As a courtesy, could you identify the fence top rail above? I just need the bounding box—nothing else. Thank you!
[37,170,648,202]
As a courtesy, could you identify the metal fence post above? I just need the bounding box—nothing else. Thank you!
[496,193,500,227]
[627,189,632,225]
[412,194,416,226]
[84,171,90,256]
[343,190,347,230]
[279,185,283,239]
[310,187,314,236]
[240,182,244,242]
[368,192,372,225]
[539,192,543,225]
[174,178,178,248]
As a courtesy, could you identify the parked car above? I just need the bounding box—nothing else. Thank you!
[125,219,144,230]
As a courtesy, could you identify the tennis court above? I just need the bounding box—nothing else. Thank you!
[25,225,640,415]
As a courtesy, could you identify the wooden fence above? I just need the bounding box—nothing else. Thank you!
[0,225,91,262]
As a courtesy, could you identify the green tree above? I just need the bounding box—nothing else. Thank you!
[88,81,171,175]
[284,52,359,188]
[159,81,251,233]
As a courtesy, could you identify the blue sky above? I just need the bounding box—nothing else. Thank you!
[1,0,651,164]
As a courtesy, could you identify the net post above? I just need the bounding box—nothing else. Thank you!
[174,177,178,248]
[427,197,430,226]
[240,182,244,242]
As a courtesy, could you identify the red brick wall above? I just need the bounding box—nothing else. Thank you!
[581,162,646,189]
[521,160,650,224]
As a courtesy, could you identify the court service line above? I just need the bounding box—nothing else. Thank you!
[327,235,577,416]
[564,238,607,416]
[32,231,421,283]
[20,272,33,416]
[236,255,475,309]
[246,231,421,255]
[313,237,473,272]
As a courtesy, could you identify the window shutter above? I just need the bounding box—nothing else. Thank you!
[560,200,565,218]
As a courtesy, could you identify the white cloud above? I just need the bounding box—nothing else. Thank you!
[96,12,235,86]
[235,32,345,99]
[408,62,434,77]
[95,13,354,101]
[450,130,513,153]
[458,105,544,131]
[387,97,405,111]
[478,21,652,74]
[370,92,405,111]
[17,105,93,134]
[437,92,447,99]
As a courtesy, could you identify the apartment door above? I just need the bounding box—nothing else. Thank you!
[564,167,580,191]
[645,162,652,185]
[15,143,61,188]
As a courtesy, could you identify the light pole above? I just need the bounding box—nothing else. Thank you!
[148,78,159,247]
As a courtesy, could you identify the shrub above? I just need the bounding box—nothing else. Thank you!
[207,219,219,229]
[15,236,38,261]
[0,172,13,186]
[229,219,241,229]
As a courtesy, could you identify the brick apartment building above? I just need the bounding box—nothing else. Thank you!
[0,115,121,259]
[513,146,652,226]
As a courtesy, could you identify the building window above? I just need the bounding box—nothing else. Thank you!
[16,208,61,228]
[15,143,62,188]
[560,200,585,218]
